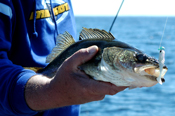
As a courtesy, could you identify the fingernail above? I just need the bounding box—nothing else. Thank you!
[88,45,98,54]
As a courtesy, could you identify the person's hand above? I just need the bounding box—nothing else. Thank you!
[49,45,127,106]
[25,46,127,111]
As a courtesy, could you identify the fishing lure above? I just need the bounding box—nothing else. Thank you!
[157,17,168,85]
[157,46,165,85]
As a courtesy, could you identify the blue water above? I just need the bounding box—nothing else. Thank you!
[75,16,175,116]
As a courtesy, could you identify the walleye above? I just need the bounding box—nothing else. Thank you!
[33,28,168,88]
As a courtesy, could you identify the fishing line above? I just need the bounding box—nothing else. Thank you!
[157,17,168,84]
[109,0,125,32]
[159,17,168,49]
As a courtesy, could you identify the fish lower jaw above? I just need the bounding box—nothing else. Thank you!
[128,79,158,89]
[134,66,167,84]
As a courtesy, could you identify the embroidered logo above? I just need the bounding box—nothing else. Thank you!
[29,2,69,20]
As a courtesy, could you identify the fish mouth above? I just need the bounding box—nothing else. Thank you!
[134,65,168,83]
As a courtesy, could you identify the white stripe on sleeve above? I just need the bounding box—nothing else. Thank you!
[0,3,12,19]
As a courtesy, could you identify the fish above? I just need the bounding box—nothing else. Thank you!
[31,28,168,89]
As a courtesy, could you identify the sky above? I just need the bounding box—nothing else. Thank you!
[71,0,175,16]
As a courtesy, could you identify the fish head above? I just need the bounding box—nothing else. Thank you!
[111,48,168,88]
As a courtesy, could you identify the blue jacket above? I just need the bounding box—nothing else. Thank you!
[0,0,79,115]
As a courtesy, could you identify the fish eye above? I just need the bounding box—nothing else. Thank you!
[136,54,147,62]
[160,50,162,53]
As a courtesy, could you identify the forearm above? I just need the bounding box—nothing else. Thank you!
[25,75,57,111]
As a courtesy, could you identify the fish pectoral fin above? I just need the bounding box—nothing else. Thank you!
[24,67,43,72]
[46,31,75,63]
[79,28,115,41]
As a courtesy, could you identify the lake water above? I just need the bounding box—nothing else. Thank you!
[75,16,175,116]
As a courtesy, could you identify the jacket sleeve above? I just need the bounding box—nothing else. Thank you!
[0,1,37,115]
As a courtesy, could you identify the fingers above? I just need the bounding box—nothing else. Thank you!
[82,80,127,102]
[66,45,98,68]
[86,78,127,96]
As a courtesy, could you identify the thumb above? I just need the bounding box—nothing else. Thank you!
[67,45,99,68]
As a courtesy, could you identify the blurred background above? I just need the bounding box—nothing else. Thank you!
[71,0,175,116]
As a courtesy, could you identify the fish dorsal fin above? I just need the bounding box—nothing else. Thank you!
[79,28,115,41]
[46,31,75,63]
